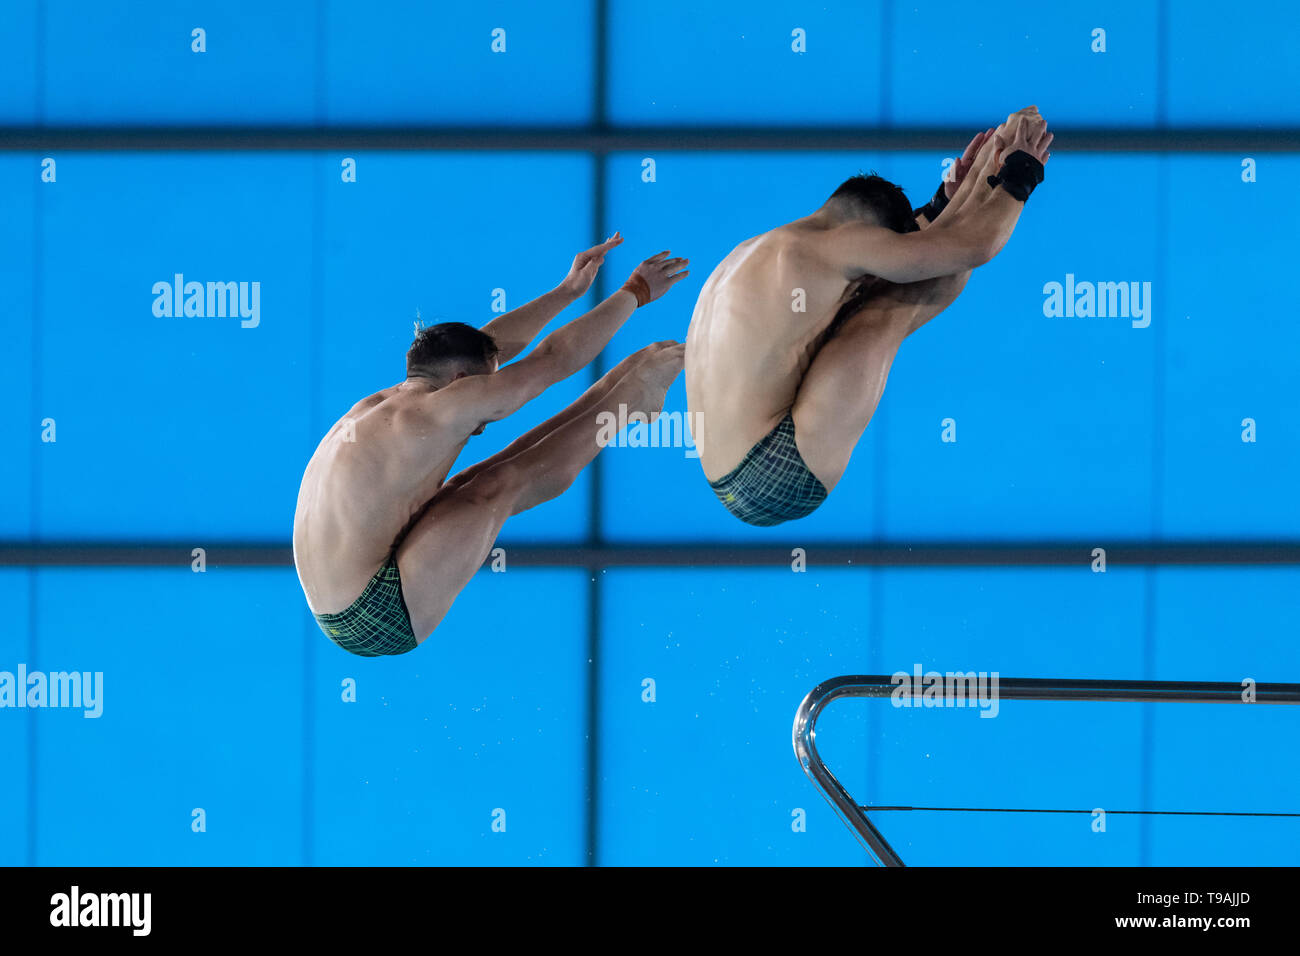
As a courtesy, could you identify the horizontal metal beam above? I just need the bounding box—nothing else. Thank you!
[2,126,1297,152]
[792,675,1300,867]
[3,541,1300,568]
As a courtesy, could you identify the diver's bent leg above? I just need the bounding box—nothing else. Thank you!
[789,311,907,493]
[397,349,681,640]
[442,342,674,492]
[494,348,681,515]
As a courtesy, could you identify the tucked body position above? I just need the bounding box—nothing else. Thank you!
[294,235,689,656]
[685,106,1052,526]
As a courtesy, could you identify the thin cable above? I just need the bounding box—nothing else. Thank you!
[862,805,1300,818]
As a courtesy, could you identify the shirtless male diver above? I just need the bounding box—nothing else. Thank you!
[294,235,689,656]
[686,106,1053,526]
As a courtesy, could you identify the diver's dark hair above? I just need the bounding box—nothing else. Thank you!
[406,321,500,376]
[829,172,917,233]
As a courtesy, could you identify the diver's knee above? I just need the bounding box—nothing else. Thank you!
[455,465,520,508]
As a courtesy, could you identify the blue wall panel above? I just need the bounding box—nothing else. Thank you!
[598,568,873,865]
[324,0,595,125]
[0,156,35,537]
[888,0,1160,128]
[4,0,596,127]
[880,154,1161,541]
[311,568,587,865]
[36,154,314,541]
[5,1,1294,128]
[1161,156,1300,537]
[42,0,317,125]
[32,568,305,865]
[0,570,33,865]
[1149,568,1300,864]
[607,0,885,126]
[1168,1,1300,126]
[608,0,1173,128]
[1153,567,1300,681]
[0,1,38,125]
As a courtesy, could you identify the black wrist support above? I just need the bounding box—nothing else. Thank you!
[986,150,1045,202]
[912,181,950,224]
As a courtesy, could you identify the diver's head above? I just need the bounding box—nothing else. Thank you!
[824,173,918,233]
[405,321,500,387]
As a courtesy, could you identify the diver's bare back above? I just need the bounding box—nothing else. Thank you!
[293,383,461,615]
[686,221,879,481]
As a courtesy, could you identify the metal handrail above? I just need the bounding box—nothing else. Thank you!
[792,675,1300,867]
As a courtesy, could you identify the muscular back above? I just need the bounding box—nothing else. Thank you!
[292,383,470,614]
[686,221,880,479]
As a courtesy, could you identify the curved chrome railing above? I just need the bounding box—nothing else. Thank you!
[792,675,1300,867]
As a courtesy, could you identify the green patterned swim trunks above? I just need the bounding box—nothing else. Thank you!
[312,553,418,657]
[708,413,829,527]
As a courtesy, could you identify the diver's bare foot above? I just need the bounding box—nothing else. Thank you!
[632,342,685,421]
[603,341,669,382]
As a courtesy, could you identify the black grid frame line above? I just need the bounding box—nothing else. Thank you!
[584,0,610,866]
[3,127,1300,152]
[5,543,1300,567]
[11,0,1298,867]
